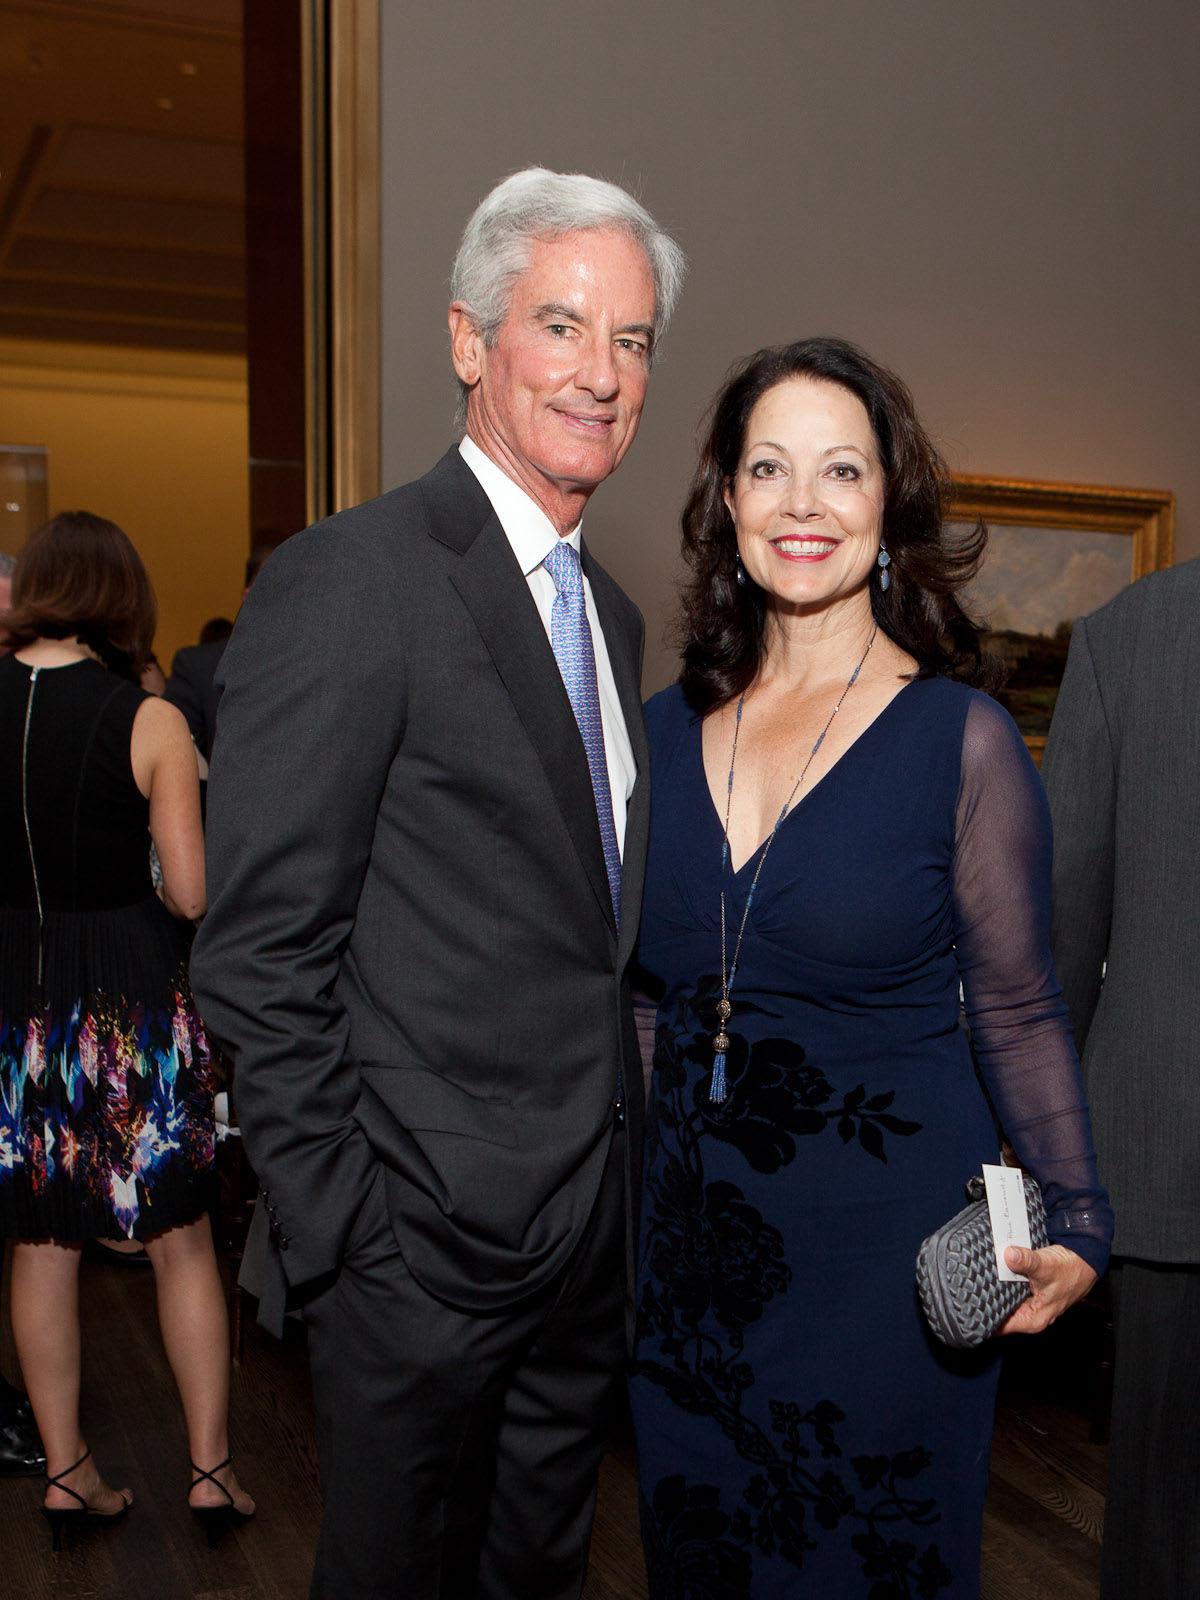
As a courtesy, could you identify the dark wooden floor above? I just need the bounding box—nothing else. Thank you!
[0,1250,1105,1599]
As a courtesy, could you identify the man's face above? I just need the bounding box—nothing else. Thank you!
[453,228,657,513]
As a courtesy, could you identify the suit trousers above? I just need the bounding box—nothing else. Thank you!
[304,1122,627,1600]
[1100,1258,1200,1600]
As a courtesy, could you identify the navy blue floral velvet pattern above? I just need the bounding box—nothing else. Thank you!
[630,677,1112,1598]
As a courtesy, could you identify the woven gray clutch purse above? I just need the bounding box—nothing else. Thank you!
[916,1174,1048,1348]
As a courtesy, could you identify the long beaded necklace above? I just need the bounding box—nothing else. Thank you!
[710,625,878,1104]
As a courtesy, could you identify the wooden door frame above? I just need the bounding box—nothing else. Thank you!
[304,0,380,522]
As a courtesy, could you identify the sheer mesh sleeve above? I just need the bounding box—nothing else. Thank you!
[952,694,1113,1275]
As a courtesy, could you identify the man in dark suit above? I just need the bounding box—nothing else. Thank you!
[191,168,685,1599]
[1041,557,1200,1600]
[164,542,274,760]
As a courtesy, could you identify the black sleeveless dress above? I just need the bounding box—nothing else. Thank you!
[0,654,216,1241]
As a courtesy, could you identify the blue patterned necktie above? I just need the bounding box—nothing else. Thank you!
[542,540,622,926]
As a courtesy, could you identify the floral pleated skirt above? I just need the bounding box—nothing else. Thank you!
[0,896,217,1241]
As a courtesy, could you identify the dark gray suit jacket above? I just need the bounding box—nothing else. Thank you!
[190,448,649,1322]
[1042,559,1200,1263]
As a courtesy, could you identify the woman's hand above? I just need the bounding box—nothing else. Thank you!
[998,1244,1097,1335]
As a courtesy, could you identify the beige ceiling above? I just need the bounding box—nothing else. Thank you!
[0,0,244,353]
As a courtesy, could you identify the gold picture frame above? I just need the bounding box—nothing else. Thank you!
[948,474,1175,760]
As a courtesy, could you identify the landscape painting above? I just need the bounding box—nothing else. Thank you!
[947,475,1175,759]
[961,522,1132,740]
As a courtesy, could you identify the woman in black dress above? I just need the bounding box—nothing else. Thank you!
[0,513,254,1535]
[630,340,1111,1596]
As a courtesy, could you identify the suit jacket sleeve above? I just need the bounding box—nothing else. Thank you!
[1040,616,1117,1057]
[164,648,208,750]
[190,522,404,1291]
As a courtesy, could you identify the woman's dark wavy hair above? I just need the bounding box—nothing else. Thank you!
[4,510,156,680]
[677,336,999,711]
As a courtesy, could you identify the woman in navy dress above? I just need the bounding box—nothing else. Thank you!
[630,339,1112,1598]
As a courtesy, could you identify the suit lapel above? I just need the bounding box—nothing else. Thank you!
[423,452,616,935]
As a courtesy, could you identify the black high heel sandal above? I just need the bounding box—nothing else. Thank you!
[189,1456,254,1544]
[42,1448,131,1551]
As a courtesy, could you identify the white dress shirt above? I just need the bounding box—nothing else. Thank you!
[459,436,636,855]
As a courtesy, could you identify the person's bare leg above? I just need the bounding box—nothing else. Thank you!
[10,1240,131,1513]
[143,1216,254,1513]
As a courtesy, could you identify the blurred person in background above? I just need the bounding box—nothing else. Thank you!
[165,540,277,763]
[139,656,167,696]
[0,551,14,647]
[0,512,254,1542]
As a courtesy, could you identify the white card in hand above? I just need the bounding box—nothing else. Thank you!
[982,1163,1032,1282]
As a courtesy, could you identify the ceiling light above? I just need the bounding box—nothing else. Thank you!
[157,97,174,110]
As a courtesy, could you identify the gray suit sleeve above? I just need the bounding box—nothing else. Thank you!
[1041,618,1117,1057]
[190,525,404,1291]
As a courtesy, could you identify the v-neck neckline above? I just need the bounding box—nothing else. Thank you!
[699,677,921,878]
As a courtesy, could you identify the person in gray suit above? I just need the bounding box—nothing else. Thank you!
[164,541,275,761]
[1041,556,1200,1600]
[190,169,685,1599]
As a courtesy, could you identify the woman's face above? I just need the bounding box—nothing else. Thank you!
[724,376,886,614]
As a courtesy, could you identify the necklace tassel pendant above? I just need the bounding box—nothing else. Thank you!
[710,1052,727,1104]
[710,1029,731,1103]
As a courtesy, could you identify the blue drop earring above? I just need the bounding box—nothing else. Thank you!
[736,555,747,587]
[877,545,891,592]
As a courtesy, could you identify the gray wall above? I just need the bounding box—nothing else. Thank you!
[380,0,1200,692]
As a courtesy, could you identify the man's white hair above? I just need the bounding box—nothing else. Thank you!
[450,166,686,422]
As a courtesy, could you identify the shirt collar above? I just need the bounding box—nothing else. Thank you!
[459,435,582,574]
